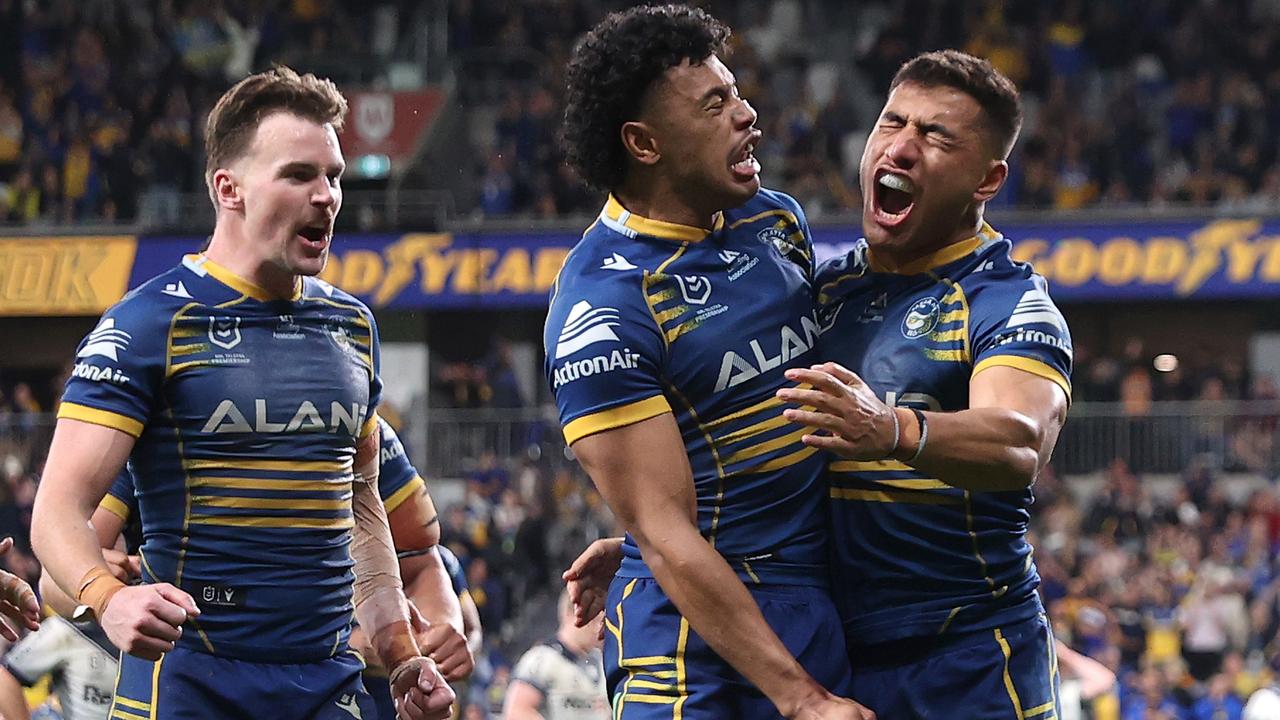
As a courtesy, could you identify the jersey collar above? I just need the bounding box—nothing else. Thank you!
[866,222,1000,275]
[598,194,724,243]
[185,253,303,301]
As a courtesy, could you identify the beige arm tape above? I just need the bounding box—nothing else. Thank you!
[351,443,420,668]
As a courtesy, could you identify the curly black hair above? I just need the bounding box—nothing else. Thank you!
[560,4,731,192]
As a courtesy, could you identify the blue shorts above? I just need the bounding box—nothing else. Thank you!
[604,577,852,719]
[112,647,378,720]
[847,613,1060,720]
[363,673,395,720]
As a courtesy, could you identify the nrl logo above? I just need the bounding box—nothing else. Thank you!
[674,275,712,305]
[208,316,242,349]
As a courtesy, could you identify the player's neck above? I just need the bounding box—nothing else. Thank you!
[614,177,719,231]
[874,216,984,272]
[206,220,299,299]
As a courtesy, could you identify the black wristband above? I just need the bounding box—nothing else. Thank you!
[908,408,928,464]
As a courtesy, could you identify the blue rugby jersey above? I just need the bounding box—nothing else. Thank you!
[98,466,143,554]
[545,190,830,586]
[815,224,1072,644]
[58,253,381,662]
[375,417,424,517]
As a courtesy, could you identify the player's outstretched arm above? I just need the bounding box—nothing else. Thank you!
[562,537,623,628]
[572,413,875,720]
[780,363,1066,492]
[31,419,198,660]
[350,426,454,720]
[0,538,38,640]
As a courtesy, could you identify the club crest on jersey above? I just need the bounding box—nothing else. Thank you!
[675,275,712,305]
[901,297,941,339]
[757,226,795,255]
[208,316,242,349]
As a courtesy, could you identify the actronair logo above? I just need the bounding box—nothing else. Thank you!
[71,362,130,385]
[553,348,642,388]
[77,319,131,361]
[1006,289,1065,331]
[555,301,621,359]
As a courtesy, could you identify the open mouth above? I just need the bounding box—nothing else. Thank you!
[730,136,761,181]
[296,224,331,252]
[872,170,916,226]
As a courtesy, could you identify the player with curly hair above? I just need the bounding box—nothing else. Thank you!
[546,5,872,719]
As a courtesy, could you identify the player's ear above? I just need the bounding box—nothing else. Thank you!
[974,159,1008,203]
[211,168,244,211]
[620,121,660,167]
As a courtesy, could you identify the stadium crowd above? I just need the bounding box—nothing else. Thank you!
[5,1,1280,224]
[457,0,1280,219]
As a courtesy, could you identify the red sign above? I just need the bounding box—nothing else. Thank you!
[338,89,445,162]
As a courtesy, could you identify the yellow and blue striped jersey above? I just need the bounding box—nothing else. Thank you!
[100,467,142,554]
[58,253,382,662]
[376,418,425,517]
[815,225,1072,644]
[544,190,830,586]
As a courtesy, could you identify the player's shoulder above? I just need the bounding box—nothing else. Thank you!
[106,264,198,323]
[300,276,374,317]
[746,186,806,220]
[956,234,1057,307]
[551,224,665,311]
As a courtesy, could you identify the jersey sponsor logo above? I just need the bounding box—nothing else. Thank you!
[77,318,131,361]
[84,685,113,705]
[201,398,370,435]
[901,297,941,339]
[884,390,942,411]
[552,348,642,388]
[555,301,621,359]
[859,292,888,323]
[273,315,305,340]
[380,437,406,463]
[208,316,242,349]
[1006,289,1066,331]
[162,280,193,299]
[721,249,760,281]
[600,253,637,271]
[674,275,712,305]
[71,361,130,385]
[993,326,1073,356]
[715,313,821,392]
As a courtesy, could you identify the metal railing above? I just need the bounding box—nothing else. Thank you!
[3,401,1278,481]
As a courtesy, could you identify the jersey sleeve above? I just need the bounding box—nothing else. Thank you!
[2,619,72,685]
[438,545,468,595]
[57,299,167,438]
[511,644,555,695]
[377,419,423,513]
[544,275,670,446]
[98,466,137,521]
[968,272,1073,402]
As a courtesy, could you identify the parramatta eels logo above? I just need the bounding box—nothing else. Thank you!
[208,316,242,349]
[901,297,941,339]
[757,226,797,257]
